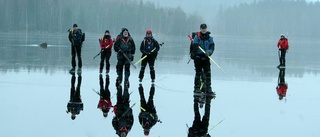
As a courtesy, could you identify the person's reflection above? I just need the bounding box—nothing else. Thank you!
[66,74,83,120]
[276,68,288,100]
[97,74,113,118]
[188,96,214,137]
[138,84,161,136]
[112,85,134,137]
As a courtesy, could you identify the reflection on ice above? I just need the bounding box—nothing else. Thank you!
[138,84,161,136]
[112,85,134,137]
[276,68,288,101]
[1,33,320,137]
[96,75,113,118]
[66,74,83,120]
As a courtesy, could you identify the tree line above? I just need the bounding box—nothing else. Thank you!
[0,0,203,35]
[214,0,320,38]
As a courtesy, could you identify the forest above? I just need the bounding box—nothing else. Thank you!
[0,0,203,35]
[214,0,320,38]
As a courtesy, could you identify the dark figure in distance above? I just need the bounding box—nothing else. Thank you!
[277,34,289,68]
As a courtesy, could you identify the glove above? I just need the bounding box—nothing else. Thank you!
[205,50,211,56]
[131,56,134,61]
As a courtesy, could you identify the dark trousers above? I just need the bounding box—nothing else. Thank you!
[194,59,211,91]
[139,85,156,113]
[100,75,111,99]
[139,56,156,80]
[279,50,286,66]
[116,85,130,115]
[189,97,212,136]
[71,45,82,68]
[70,75,82,102]
[116,59,131,82]
[278,68,286,84]
[100,50,111,71]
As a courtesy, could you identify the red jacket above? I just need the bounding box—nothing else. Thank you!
[277,38,289,50]
[276,84,287,97]
[97,98,113,109]
[99,36,113,50]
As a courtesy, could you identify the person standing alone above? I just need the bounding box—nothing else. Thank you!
[277,34,289,68]
[68,24,84,74]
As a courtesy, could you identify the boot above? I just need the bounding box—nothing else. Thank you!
[69,67,75,74]
[206,87,216,99]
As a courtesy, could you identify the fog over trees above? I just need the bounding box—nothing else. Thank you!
[0,0,203,35]
[215,0,320,38]
[1,0,319,38]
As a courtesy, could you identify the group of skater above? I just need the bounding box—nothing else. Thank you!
[67,24,161,137]
[68,24,160,86]
[66,22,289,136]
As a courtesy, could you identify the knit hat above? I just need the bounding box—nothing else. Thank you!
[200,23,207,29]
[73,24,78,27]
[121,28,128,33]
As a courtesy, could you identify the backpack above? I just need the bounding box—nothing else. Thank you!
[189,32,199,59]
[71,29,83,44]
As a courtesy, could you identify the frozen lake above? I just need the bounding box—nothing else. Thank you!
[1,33,320,137]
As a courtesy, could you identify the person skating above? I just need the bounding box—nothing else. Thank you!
[190,24,215,97]
[114,28,135,87]
[138,30,160,83]
[277,34,289,68]
[68,24,85,74]
[99,30,113,74]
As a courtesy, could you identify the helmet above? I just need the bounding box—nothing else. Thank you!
[144,129,150,136]
[146,30,152,35]
[71,115,76,120]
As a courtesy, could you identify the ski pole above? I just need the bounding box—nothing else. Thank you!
[119,49,136,69]
[206,118,225,135]
[93,50,102,60]
[135,54,149,65]
[139,105,162,123]
[198,46,225,73]
[118,103,136,119]
[134,48,155,65]
[92,88,100,96]
[93,45,111,60]
[135,42,163,65]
